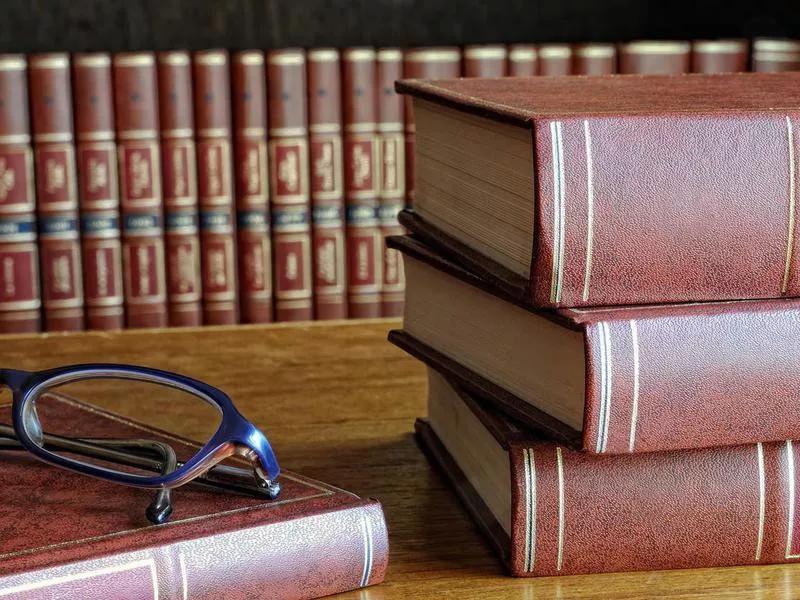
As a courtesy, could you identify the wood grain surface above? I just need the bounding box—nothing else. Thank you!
[1,319,800,599]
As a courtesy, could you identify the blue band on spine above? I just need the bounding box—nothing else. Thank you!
[0,216,36,239]
[39,216,79,236]
[166,212,198,231]
[200,211,232,231]
[81,215,119,235]
[346,205,379,225]
[124,214,162,232]
[272,209,310,228]
[312,206,343,225]
[237,210,268,229]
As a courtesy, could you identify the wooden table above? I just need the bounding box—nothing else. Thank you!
[2,319,799,599]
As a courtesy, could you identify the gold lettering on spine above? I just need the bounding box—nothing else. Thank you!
[352,144,371,187]
[278,149,299,192]
[209,249,227,287]
[556,447,565,571]
[206,146,221,196]
[45,159,66,194]
[87,157,108,193]
[628,320,640,453]
[2,257,14,295]
[51,256,72,293]
[582,119,595,301]
[96,250,109,296]
[783,116,796,294]
[314,142,335,190]
[756,442,766,561]
[0,158,16,200]
[130,152,151,197]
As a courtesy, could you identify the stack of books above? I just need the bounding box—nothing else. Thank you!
[389,71,800,575]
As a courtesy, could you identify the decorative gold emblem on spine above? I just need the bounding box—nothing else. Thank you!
[3,257,14,295]
[286,251,299,281]
[0,158,16,200]
[137,246,151,295]
[352,145,371,188]
[314,142,335,191]
[87,158,108,193]
[45,159,66,194]
[176,246,195,293]
[171,149,187,197]
[130,152,151,197]
[244,147,260,194]
[208,249,227,287]
[51,255,72,294]
[95,250,109,296]
[317,239,337,284]
[278,150,299,193]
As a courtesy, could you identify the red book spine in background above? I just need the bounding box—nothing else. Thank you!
[691,39,749,73]
[232,50,273,324]
[402,48,461,209]
[72,53,124,331]
[752,39,800,72]
[193,50,239,326]
[462,45,508,77]
[157,51,203,327]
[112,52,168,329]
[619,40,691,73]
[538,44,573,75]
[343,48,382,319]
[507,45,538,76]
[267,49,314,322]
[572,43,617,74]
[29,53,84,331]
[307,49,347,320]
[377,48,406,318]
[0,55,39,333]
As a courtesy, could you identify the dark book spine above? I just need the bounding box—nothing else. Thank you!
[232,50,272,324]
[572,44,617,74]
[343,48,382,319]
[463,45,508,77]
[267,49,313,322]
[691,40,749,73]
[157,51,203,327]
[73,54,124,331]
[619,41,691,74]
[538,44,573,75]
[307,49,346,320]
[507,45,538,76]
[112,52,168,329]
[29,53,84,331]
[193,50,239,326]
[377,49,406,318]
[752,39,800,72]
[0,55,40,334]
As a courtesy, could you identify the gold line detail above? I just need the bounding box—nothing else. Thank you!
[596,322,613,453]
[783,116,796,293]
[756,442,766,561]
[523,448,537,572]
[549,121,565,304]
[582,119,594,301]
[628,320,640,453]
[786,440,799,559]
[556,447,565,571]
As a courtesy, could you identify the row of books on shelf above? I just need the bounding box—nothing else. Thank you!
[0,37,797,334]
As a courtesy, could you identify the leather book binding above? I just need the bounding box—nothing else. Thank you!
[507,45,538,76]
[463,45,508,77]
[112,52,168,329]
[0,396,388,599]
[572,44,617,74]
[619,40,691,73]
[0,55,40,334]
[691,39,749,72]
[232,50,273,324]
[157,51,203,327]
[29,53,85,331]
[267,49,314,322]
[73,53,125,331]
[397,72,800,307]
[193,50,239,326]
[753,39,800,72]
[402,47,461,208]
[307,49,346,320]
[343,48,382,318]
[377,48,406,318]
[417,373,800,577]
[537,44,572,75]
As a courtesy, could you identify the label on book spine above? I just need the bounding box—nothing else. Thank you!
[0,148,34,212]
[344,135,380,197]
[310,134,343,199]
[269,138,309,203]
[236,139,268,203]
[272,207,312,299]
[0,241,39,310]
[379,132,405,199]
[34,145,77,211]
[77,144,117,210]
[122,213,166,305]
[119,143,160,208]
[346,205,381,295]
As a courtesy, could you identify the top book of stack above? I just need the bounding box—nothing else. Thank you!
[396,72,800,308]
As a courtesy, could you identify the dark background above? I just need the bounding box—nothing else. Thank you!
[4,0,800,53]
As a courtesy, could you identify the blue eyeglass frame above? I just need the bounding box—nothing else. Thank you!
[0,364,281,495]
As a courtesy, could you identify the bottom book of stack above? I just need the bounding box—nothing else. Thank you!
[419,368,798,577]
[0,395,387,599]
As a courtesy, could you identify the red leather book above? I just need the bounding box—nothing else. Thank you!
[29,53,84,331]
[73,53,125,331]
[193,50,239,326]
[752,38,800,72]
[691,39,749,72]
[157,51,203,327]
[377,48,406,318]
[572,43,617,74]
[112,52,168,329]
[267,49,314,322]
[618,40,691,73]
[507,45,538,76]
[390,233,800,455]
[307,49,346,320]
[0,395,388,598]
[463,45,508,77]
[420,369,800,577]
[0,55,40,334]
[537,44,572,75]
[402,48,461,209]
[232,50,273,324]
[397,72,800,308]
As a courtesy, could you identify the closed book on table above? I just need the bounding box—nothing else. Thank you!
[0,395,388,599]
[157,51,203,327]
[419,368,800,577]
[390,234,800,455]
[73,53,125,331]
[397,72,800,308]
[691,39,749,73]
[0,55,40,334]
[29,53,84,331]
[618,40,690,73]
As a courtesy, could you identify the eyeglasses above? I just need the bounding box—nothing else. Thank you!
[0,364,281,524]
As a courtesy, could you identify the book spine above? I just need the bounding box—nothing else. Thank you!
[267,49,314,322]
[112,52,168,329]
[462,45,508,77]
[29,53,84,331]
[73,54,125,331]
[377,49,406,318]
[307,49,346,320]
[343,48,382,318]
[538,45,573,75]
[618,40,691,73]
[0,55,40,334]
[232,51,272,324]
[402,48,461,209]
[572,44,617,74]
[157,51,203,327]
[752,39,800,72]
[193,50,239,326]
[0,503,388,599]
[507,45,538,76]
[691,39,749,72]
